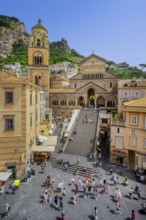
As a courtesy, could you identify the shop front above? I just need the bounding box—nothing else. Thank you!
[33,146,55,163]
[110,150,128,167]
[0,172,12,194]
[33,135,57,163]
[137,151,146,170]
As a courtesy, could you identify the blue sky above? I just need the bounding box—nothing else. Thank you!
[1,0,146,66]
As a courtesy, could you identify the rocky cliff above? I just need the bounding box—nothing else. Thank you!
[0,15,84,67]
[0,15,29,58]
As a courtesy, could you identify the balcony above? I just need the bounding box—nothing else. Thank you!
[112,121,124,126]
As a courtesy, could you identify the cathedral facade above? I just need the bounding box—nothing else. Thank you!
[49,54,118,117]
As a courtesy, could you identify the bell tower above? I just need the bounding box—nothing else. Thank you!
[28,19,49,91]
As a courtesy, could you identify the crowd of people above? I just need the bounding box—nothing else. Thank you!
[2,157,146,219]
[38,159,145,220]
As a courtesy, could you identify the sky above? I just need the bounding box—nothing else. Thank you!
[0,0,146,67]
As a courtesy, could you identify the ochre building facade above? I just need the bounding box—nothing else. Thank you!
[0,72,40,174]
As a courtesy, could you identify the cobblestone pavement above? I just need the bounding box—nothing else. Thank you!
[0,153,146,220]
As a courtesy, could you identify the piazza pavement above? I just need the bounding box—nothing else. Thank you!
[0,152,146,220]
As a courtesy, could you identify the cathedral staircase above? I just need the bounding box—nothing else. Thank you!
[64,109,99,156]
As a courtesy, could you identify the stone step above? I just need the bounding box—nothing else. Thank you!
[49,158,102,178]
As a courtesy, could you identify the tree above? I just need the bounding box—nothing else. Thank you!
[139,64,146,72]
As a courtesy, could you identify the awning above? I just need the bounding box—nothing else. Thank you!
[0,172,12,181]
[111,151,128,157]
[38,136,57,146]
[32,146,55,152]
[38,135,48,142]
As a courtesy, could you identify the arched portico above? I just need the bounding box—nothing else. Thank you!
[78,96,85,107]
[96,96,105,107]
[87,88,95,106]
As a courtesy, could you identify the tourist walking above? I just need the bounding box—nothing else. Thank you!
[83,185,87,198]
[43,192,48,204]
[41,164,44,174]
[94,188,98,200]
[129,187,133,199]
[62,188,66,197]
[76,157,80,165]
[61,209,65,220]
[110,167,113,175]
[131,210,136,220]
[72,192,77,205]
[59,197,63,210]
[116,173,119,184]
[5,203,10,218]
[99,178,103,188]
[94,207,99,220]
[114,175,117,186]
[115,201,121,214]
[54,195,58,207]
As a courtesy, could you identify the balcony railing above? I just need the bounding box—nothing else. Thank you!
[112,121,124,126]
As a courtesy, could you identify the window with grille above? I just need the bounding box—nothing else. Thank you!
[131,115,137,125]
[5,92,13,104]
[5,118,14,131]
[130,137,136,146]
[117,127,122,133]
[115,136,123,149]
[131,129,136,135]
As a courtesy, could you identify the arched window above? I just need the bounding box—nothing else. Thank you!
[33,52,43,65]
[37,39,41,47]
[110,82,112,88]
[75,84,76,88]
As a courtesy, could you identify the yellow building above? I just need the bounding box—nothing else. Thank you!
[28,19,50,107]
[0,71,40,175]
[110,98,146,170]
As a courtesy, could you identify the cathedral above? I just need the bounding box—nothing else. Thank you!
[27,19,118,117]
[49,54,118,117]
